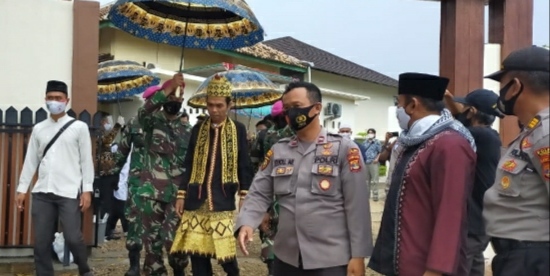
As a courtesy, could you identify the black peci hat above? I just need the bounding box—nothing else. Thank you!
[398,73,449,101]
[46,80,68,94]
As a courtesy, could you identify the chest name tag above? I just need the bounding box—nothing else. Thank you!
[314,156,339,164]
[274,159,295,166]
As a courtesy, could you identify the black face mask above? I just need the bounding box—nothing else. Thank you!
[163,101,182,115]
[498,80,523,116]
[456,109,472,127]
[285,105,317,131]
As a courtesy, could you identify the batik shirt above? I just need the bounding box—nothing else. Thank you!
[362,138,382,164]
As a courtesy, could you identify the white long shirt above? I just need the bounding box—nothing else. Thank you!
[17,114,94,198]
[114,150,131,201]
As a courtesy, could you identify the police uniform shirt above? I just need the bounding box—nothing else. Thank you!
[236,128,373,270]
[483,107,550,241]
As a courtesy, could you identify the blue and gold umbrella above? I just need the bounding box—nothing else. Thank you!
[187,70,282,109]
[231,105,272,118]
[108,0,265,71]
[97,60,160,101]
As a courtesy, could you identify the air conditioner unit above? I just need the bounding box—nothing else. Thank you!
[324,103,334,116]
[324,102,342,118]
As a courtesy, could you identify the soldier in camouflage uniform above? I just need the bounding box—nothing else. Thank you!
[137,74,191,276]
[250,100,294,276]
[179,112,192,132]
[114,114,147,276]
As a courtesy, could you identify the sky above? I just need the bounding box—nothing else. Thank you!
[99,0,549,79]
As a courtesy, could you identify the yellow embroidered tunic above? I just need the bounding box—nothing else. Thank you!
[171,118,253,262]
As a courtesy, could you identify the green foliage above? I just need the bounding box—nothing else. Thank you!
[356,131,367,138]
[379,165,387,177]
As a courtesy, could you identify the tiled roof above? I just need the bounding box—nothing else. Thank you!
[99,3,112,21]
[263,36,398,87]
[234,43,304,68]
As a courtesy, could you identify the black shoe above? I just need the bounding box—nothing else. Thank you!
[173,269,185,276]
[105,234,121,241]
[266,260,274,276]
[125,250,140,276]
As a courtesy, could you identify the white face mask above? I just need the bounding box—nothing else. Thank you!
[104,123,113,131]
[367,133,375,139]
[396,107,411,130]
[46,101,67,115]
[340,132,351,139]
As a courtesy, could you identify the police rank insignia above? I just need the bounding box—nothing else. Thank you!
[319,179,331,191]
[500,176,510,190]
[527,116,540,129]
[501,160,517,172]
[261,149,273,171]
[347,148,361,173]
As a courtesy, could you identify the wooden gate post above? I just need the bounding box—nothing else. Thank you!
[488,0,534,145]
[439,0,485,98]
[71,0,99,246]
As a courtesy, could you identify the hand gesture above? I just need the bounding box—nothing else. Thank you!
[444,89,454,99]
[117,116,125,126]
[237,226,254,256]
[260,213,270,232]
[347,258,365,276]
[175,198,184,217]
[384,132,392,142]
[79,192,92,212]
[15,192,26,211]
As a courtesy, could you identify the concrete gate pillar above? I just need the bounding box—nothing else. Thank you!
[435,0,533,145]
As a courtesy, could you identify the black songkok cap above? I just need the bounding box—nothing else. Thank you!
[398,73,449,101]
[46,80,68,94]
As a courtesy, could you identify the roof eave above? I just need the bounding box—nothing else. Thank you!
[313,68,398,88]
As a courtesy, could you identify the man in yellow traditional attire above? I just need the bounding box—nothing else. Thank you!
[171,74,253,276]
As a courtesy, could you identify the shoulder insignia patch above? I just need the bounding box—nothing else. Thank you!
[347,148,362,173]
[536,147,549,164]
[261,149,273,171]
[543,163,550,180]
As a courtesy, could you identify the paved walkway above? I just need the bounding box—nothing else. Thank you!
[0,183,495,275]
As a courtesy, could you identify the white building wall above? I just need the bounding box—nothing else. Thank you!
[483,43,502,132]
[0,0,74,113]
[311,70,397,139]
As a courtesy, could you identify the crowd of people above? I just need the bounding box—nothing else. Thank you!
[13,45,549,276]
